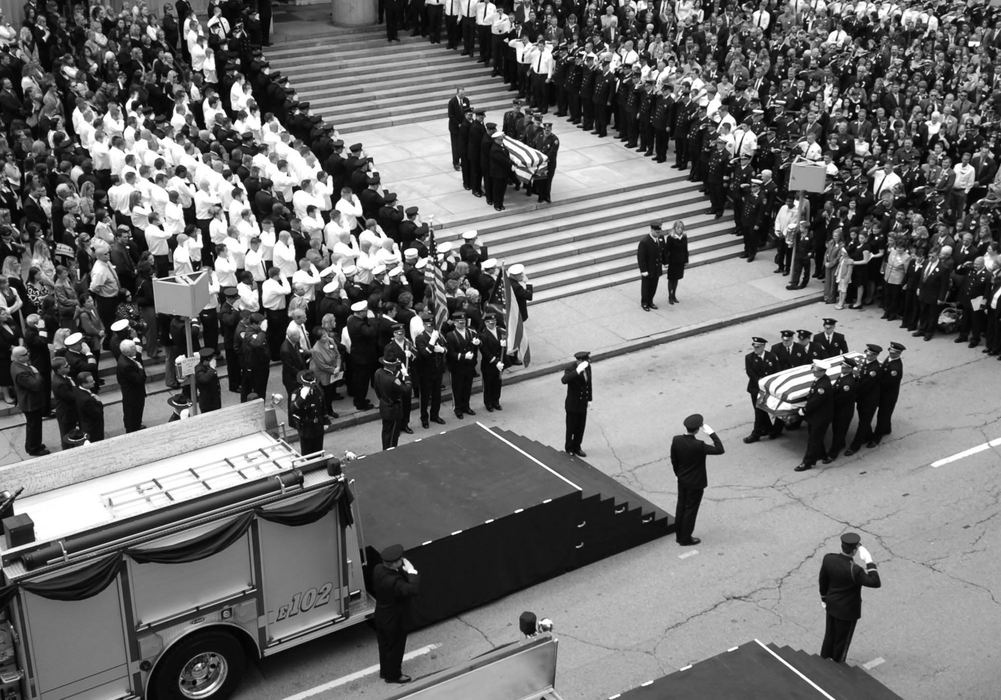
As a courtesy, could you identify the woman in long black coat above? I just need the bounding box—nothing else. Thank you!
[664,220,690,304]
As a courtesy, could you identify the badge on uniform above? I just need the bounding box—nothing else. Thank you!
[818,388,825,394]
[891,371,898,376]
[869,371,876,376]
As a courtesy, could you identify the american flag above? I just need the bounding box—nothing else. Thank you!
[501,264,531,367]
[425,228,449,329]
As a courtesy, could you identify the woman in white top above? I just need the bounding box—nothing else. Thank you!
[172,233,195,275]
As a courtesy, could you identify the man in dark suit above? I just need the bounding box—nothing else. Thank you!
[794,362,834,472]
[670,413,724,546]
[478,313,505,411]
[447,87,470,170]
[637,222,664,311]
[818,532,881,663]
[414,313,447,428]
[743,337,780,442]
[373,357,411,450]
[771,330,806,370]
[915,246,953,340]
[826,357,858,463]
[846,344,883,454]
[372,544,421,684]
[11,347,48,456]
[871,342,904,446]
[446,312,479,418]
[75,372,105,442]
[195,347,222,413]
[813,318,849,358]
[561,350,592,456]
[116,340,147,433]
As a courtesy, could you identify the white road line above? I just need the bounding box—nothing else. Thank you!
[930,437,1001,468]
[281,643,441,700]
[678,550,699,559]
[863,657,886,670]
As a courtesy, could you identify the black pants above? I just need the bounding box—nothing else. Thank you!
[122,393,145,433]
[749,390,775,437]
[461,17,475,54]
[873,390,898,441]
[491,176,507,207]
[427,4,442,42]
[883,283,903,318]
[300,426,324,455]
[536,168,554,202]
[675,484,704,544]
[802,417,829,466]
[445,14,458,48]
[480,362,501,408]
[351,362,376,408]
[640,274,660,307]
[224,343,241,391]
[477,24,491,60]
[790,255,811,287]
[240,361,269,402]
[581,99,594,130]
[917,299,939,337]
[655,128,669,161]
[380,405,402,449]
[451,366,474,412]
[829,404,853,456]
[449,129,463,167]
[849,400,878,449]
[376,617,407,680]
[593,101,608,136]
[531,74,548,112]
[707,180,726,213]
[565,409,587,453]
[23,409,44,454]
[742,224,758,259]
[418,369,443,422]
[821,615,857,663]
[94,294,119,342]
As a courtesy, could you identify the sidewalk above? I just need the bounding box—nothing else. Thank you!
[0,260,821,466]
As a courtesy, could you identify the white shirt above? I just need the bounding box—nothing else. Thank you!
[292,265,323,302]
[335,195,363,232]
[146,224,171,256]
[953,163,975,193]
[214,255,238,287]
[872,170,902,196]
[261,277,291,310]
[273,240,298,278]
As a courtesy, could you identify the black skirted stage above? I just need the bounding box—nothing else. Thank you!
[609,640,903,700]
[346,424,673,627]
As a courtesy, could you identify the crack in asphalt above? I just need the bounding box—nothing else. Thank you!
[454,615,495,650]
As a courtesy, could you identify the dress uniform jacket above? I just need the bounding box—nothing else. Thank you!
[819,553,881,621]
[812,331,849,358]
[670,432,725,490]
[744,350,778,394]
[771,341,806,370]
[195,362,222,412]
[562,362,592,412]
[75,386,105,441]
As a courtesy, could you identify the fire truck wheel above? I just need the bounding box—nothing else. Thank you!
[151,630,246,700]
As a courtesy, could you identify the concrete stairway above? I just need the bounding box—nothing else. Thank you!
[265,26,512,133]
[437,172,741,304]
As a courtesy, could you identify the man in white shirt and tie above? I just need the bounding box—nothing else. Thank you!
[475,0,496,64]
[951,151,975,219]
[868,162,902,198]
[459,0,479,56]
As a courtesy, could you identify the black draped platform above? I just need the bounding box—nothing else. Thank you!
[611,640,903,700]
[346,424,673,628]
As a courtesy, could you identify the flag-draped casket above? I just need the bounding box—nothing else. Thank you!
[503,135,549,185]
[756,352,864,419]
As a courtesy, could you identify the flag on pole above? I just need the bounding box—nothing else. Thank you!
[425,228,449,329]
[502,264,531,367]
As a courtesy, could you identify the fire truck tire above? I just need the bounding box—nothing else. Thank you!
[150,630,246,700]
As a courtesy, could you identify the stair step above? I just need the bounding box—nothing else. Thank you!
[316,91,510,121]
[272,51,475,77]
[292,64,483,91]
[329,100,516,133]
[308,82,506,113]
[266,32,426,56]
[766,645,903,700]
[293,59,493,89]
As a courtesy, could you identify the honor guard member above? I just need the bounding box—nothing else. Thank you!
[637,221,665,311]
[579,53,597,131]
[536,123,559,203]
[447,87,471,170]
[624,67,643,148]
[871,342,904,445]
[673,87,695,169]
[552,45,571,116]
[772,330,806,369]
[687,101,710,182]
[638,75,656,155]
[346,300,379,410]
[481,121,499,204]
[467,110,487,198]
[846,344,882,455]
[566,51,585,124]
[236,313,270,402]
[796,329,823,363]
[373,356,411,450]
[378,192,405,242]
[562,350,593,457]
[592,54,615,137]
[195,347,222,413]
[372,544,421,684]
[670,413,725,546]
[488,131,512,211]
[446,311,479,417]
[795,361,834,471]
[479,312,505,411]
[383,323,416,434]
[459,229,488,266]
[502,99,524,137]
[739,179,766,261]
[219,287,242,392]
[291,370,328,454]
[743,337,780,443]
[814,318,849,358]
[826,356,859,463]
[818,533,881,663]
[651,84,672,163]
[705,138,729,218]
[522,110,542,148]
[458,107,474,189]
[414,313,447,428]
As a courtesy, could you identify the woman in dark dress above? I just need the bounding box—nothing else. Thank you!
[664,220,690,305]
[848,229,873,309]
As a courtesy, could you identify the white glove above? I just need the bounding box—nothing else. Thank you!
[472,337,481,346]
[465,351,474,360]
[344,450,358,460]
[576,360,590,374]
[430,330,439,343]
[701,423,715,435]
[496,361,504,371]
[434,345,446,354]
[640,271,649,277]
[402,558,418,575]
[856,545,873,565]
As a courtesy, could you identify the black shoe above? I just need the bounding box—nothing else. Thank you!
[455,411,464,418]
[822,457,834,464]
[386,675,412,684]
[866,441,878,448]
[911,331,924,337]
[743,434,760,443]
[401,426,414,434]
[794,463,813,471]
[495,205,506,211]
[472,191,483,198]
[739,252,748,258]
[432,417,446,425]
[465,408,476,415]
[844,448,857,456]
[422,419,430,428]
[642,304,651,311]
[493,404,503,411]
[648,302,658,309]
[678,537,701,546]
[486,406,494,412]
[27,448,50,456]
[575,449,587,457]
[768,430,782,440]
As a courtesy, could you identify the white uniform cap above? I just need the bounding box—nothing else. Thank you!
[65,332,84,346]
[508,263,525,275]
[350,300,368,312]
[342,264,358,276]
[371,263,387,276]
[322,280,340,294]
[482,258,498,270]
[415,258,428,269]
[439,241,453,253]
[461,230,478,241]
[388,266,404,278]
[110,319,130,332]
[403,248,419,260]
[492,131,505,139]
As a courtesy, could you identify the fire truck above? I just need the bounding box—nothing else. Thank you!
[0,400,372,700]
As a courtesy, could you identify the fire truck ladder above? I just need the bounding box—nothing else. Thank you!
[101,442,301,518]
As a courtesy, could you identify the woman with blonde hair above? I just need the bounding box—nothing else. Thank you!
[664,220,689,304]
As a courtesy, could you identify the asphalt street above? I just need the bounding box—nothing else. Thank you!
[226,307,1001,700]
